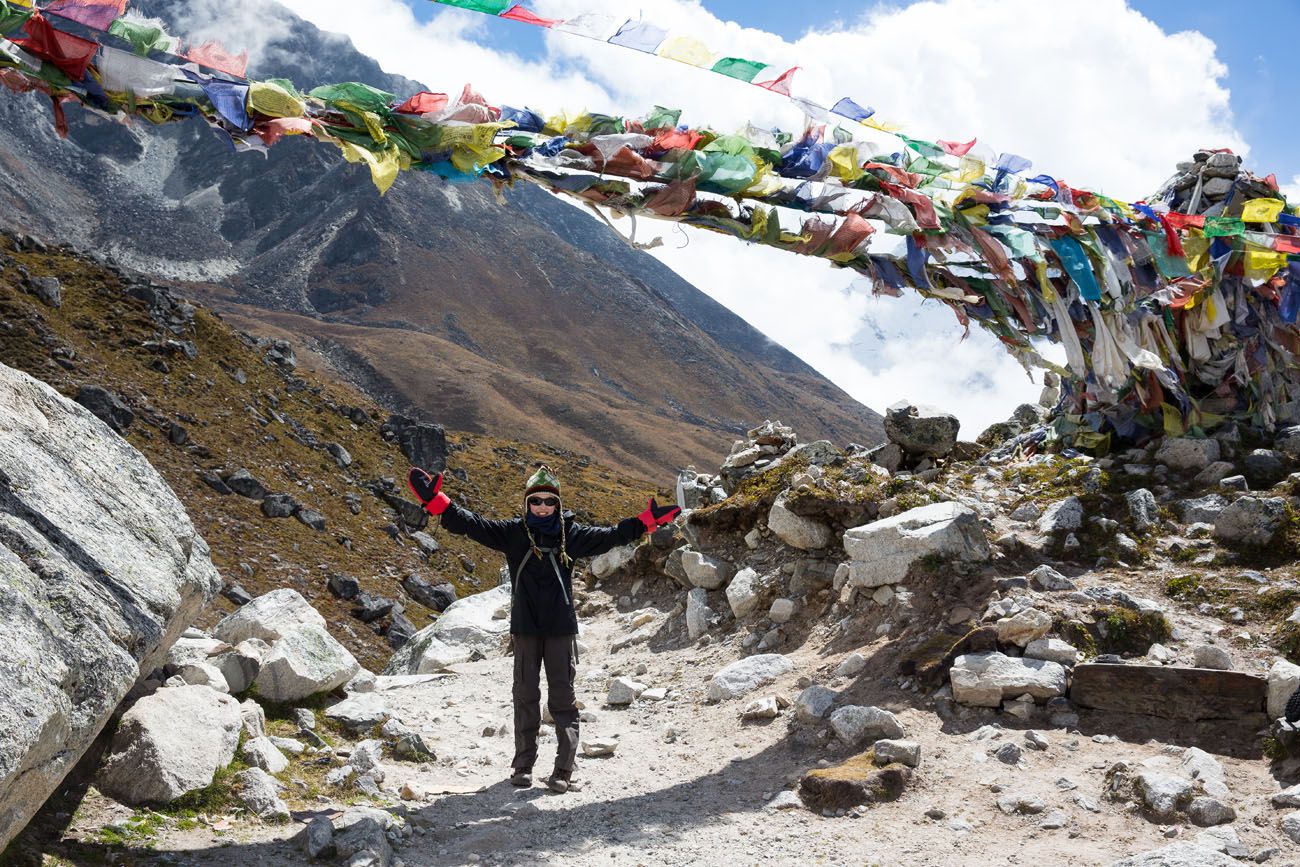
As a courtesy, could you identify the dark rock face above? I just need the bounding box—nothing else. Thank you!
[884,402,960,458]
[261,493,300,518]
[224,469,268,500]
[296,509,327,531]
[386,612,417,649]
[352,593,395,623]
[74,385,134,433]
[328,573,360,600]
[384,415,447,474]
[401,573,457,612]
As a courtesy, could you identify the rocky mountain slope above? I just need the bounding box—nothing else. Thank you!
[0,0,882,482]
[0,230,667,672]
[8,303,1300,863]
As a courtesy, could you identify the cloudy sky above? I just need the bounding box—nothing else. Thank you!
[215,0,1295,436]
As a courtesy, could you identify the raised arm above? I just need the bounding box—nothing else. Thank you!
[407,467,514,553]
[566,498,681,559]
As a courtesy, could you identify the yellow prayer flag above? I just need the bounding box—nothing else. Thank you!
[1161,404,1186,438]
[1244,248,1288,282]
[826,144,864,182]
[336,140,400,195]
[1182,235,1210,274]
[943,155,984,185]
[863,117,903,133]
[1034,259,1055,303]
[1242,198,1285,223]
[657,36,715,68]
[248,81,305,119]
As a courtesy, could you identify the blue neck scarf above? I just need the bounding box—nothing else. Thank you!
[525,509,561,537]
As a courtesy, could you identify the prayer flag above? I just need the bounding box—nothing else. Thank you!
[656,35,713,67]
[711,56,765,82]
[12,13,97,79]
[829,97,873,122]
[396,91,449,115]
[755,65,797,96]
[939,138,976,156]
[500,5,559,26]
[183,40,247,78]
[1242,198,1285,223]
[107,17,177,55]
[608,19,667,53]
[438,0,510,14]
[43,0,125,31]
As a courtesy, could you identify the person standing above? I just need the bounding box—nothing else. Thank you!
[407,463,680,793]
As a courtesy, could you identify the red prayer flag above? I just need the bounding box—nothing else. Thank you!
[500,5,560,27]
[183,40,248,78]
[42,0,127,31]
[755,66,798,97]
[651,129,701,152]
[396,91,449,114]
[938,138,976,156]
[12,13,98,80]
[1164,212,1206,230]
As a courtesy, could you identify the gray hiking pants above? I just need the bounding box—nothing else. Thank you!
[511,634,578,773]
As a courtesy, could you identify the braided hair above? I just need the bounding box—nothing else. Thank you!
[523,463,572,566]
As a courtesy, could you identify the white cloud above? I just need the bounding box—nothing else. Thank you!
[262,0,1241,434]
[1284,174,1300,205]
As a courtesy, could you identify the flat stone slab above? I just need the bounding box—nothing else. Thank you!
[1071,664,1265,721]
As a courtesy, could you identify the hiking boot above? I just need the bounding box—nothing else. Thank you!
[510,768,532,787]
[546,769,576,794]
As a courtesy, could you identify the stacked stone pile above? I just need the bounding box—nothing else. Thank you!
[1154,150,1278,218]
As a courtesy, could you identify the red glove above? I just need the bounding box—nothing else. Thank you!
[638,497,681,532]
[407,467,451,516]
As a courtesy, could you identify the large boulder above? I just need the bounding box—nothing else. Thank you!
[254,624,360,703]
[949,652,1068,706]
[384,414,447,473]
[1108,842,1241,866]
[97,685,242,805]
[680,550,733,590]
[214,588,327,646]
[391,585,510,666]
[1156,437,1221,473]
[842,502,989,588]
[1213,497,1288,548]
[706,654,794,701]
[0,364,222,848]
[884,401,960,458]
[1268,659,1300,720]
[590,544,638,579]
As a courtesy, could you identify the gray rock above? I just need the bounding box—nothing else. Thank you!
[767,492,832,550]
[996,792,1045,815]
[1242,449,1286,487]
[1137,770,1195,820]
[0,364,222,846]
[835,652,868,678]
[726,567,774,619]
[332,806,396,866]
[996,608,1052,647]
[706,654,794,701]
[769,598,796,623]
[214,588,327,645]
[224,468,269,500]
[98,686,242,805]
[298,815,335,859]
[1185,796,1235,827]
[842,501,989,588]
[1028,564,1075,591]
[1024,638,1079,666]
[884,401,960,457]
[1192,461,1236,487]
[949,652,1068,707]
[254,624,360,703]
[794,685,838,722]
[685,588,714,641]
[1268,659,1300,720]
[873,739,921,767]
[326,442,353,469]
[260,493,300,518]
[866,442,903,473]
[385,414,447,473]
[681,550,733,590]
[324,691,389,732]
[828,705,904,745]
[994,742,1023,765]
[1108,842,1243,866]
[591,544,638,579]
[389,585,510,667]
[1180,748,1229,800]
[1156,437,1221,472]
[296,509,327,531]
[1214,496,1288,547]
[1038,496,1084,534]
[1192,645,1233,671]
[1272,783,1300,807]
[400,574,456,612]
[410,531,440,558]
[607,677,646,706]
[1127,489,1159,534]
[328,573,361,600]
[1219,475,1248,491]
[236,767,289,822]
[242,736,289,774]
[1177,494,1228,524]
[73,385,134,433]
[239,698,266,739]
[27,276,61,307]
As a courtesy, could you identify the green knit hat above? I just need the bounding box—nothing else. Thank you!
[523,464,561,499]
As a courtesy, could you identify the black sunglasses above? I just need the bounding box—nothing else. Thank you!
[528,496,559,507]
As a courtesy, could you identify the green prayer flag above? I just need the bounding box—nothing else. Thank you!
[437,0,511,12]
[711,57,765,82]
[1203,216,1245,238]
[107,17,173,56]
[308,82,395,115]
[586,113,624,135]
[1143,231,1193,279]
[0,0,32,37]
[702,134,754,158]
[695,152,756,194]
[642,105,680,130]
[900,135,944,159]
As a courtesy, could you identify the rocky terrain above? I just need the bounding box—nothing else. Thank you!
[7,333,1300,865]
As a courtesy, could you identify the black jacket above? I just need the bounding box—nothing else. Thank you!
[439,503,644,635]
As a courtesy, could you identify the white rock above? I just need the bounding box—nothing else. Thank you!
[828,705,904,745]
[165,636,225,671]
[726,567,767,619]
[1180,748,1229,800]
[641,687,668,701]
[835,653,868,678]
[1038,496,1084,534]
[1192,645,1233,671]
[1284,811,1300,844]
[214,640,266,694]
[1272,783,1300,807]
[1267,658,1300,720]
[1024,638,1080,667]
[764,791,803,811]
[744,527,762,549]
[741,696,780,720]
[769,598,796,624]
[685,588,714,641]
[254,624,360,703]
[235,767,289,822]
[1109,842,1240,866]
[1156,437,1221,472]
[949,652,1067,707]
[239,698,266,739]
[873,739,921,767]
[324,692,389,731]
[706,654,794,701]
[607,677,646,706]
[381,631,472,676]
[213,588,326,646]
[581,738,618,757]
[1137,770,1194,820]
[97,686,242,805]
[767,492,832,550]
[995,608,1052,647]
[681,550,733,590]
[424,585,512,653]
[591,544,637,579]
[842,502,990,588]
[794,686,837,722]
[175,661,230,693]
[242,736,289,774]
[1028,564,1076,591]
